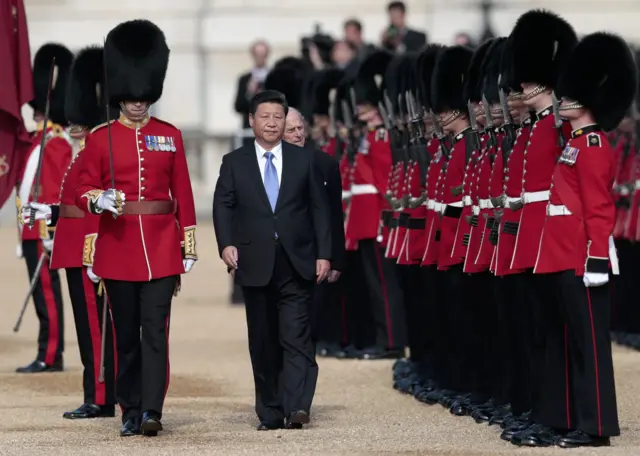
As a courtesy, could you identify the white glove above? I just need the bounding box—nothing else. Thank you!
[16,244,23,259]
[87,266,101,284]
[96,189,126,215]
[583,272,609,287]
[42,238,53,253]
[183,258,196,273]
[21,202,52,225]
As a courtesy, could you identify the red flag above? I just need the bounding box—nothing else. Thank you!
[0,0,33,207]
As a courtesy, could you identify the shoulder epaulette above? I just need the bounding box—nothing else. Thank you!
[89,120,115,134]
[151,116,179,130]
[587,132,602,148]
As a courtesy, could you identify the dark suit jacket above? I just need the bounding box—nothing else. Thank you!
[383,28,427,53]
[312,149,346,272]
[234,72,252,128]
[213,141,332,287]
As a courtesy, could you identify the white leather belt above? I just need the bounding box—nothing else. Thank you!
[546,204,572,216]
[426,199,436,210]
[522,190,550,204]
[463,195,472,206]
[434,202,444,213]
[341,190,352,200]
[479,198,493,209]
[472,206,480,216]
[449,200,464,208]
[505,196,520,204]
[350,184,378,195]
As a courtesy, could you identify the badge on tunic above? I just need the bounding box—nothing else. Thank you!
[149,136,157,151]
[587,133,601,147]
[168,137,177,152]
[559,145,580,166]
[145,136,152,151]
[358,137,370,155]
[160,136,168,151]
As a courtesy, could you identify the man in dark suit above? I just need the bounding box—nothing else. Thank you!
[213,90,332,431]
[381,1,427,53]
[284,107,346,352]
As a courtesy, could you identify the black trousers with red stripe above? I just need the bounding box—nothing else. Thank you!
[22,240,64,365]
[104,276,177,423]
[534,270,619,437]
[65,267,115,406]
[358,239,406,350]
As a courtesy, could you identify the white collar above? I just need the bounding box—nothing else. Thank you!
[255,140,282,159]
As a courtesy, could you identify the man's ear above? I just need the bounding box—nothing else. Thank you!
[249,115,254,128]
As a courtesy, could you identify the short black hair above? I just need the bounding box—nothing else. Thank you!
[344,19,362,33]
[387,1,406,13]
[250,90,289,116]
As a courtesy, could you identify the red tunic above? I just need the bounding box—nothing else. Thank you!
[49,145,88,270]
[437,128,470,270]
[511,110,569,270]
[17,121,72,241]
[75,115,197,281]
[421,141,445,266]
[385,161,405,258]
[397,159,422,265]
[535,128,616,276]
[494,118,533,276]
[344,128,391,243]
[463,133,489,273]
[451,135,479,265]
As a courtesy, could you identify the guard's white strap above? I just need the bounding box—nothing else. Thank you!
[463,195,472,206]
[479,198,494,210]
[523,190,550,204]
[350,184,378,195]
[546,204,572,216]
[472,206,480,216]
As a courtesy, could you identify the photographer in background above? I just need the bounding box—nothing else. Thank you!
[234,40,271,130]
[381,1,427,53]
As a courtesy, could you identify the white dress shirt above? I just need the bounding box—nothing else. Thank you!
[255,140,283,184]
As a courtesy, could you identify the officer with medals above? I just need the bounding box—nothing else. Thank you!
[530,32,637,449]
[74,20,198,437]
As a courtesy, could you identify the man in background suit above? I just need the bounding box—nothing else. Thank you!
[283,107,346,350]
[381,1,427,53]
[213,90,332,430]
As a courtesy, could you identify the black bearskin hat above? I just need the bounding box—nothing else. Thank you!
[354,50,393,106]
[431,45,474,114]
[417,44,445,110]
[30,43,74,125]
[264,66,305,108]
[509,10,577,89]
[556,32,638,131]
[273,56,311,73]
[65,46,119,130]
[464,38,495,103]
[499,37,518,94]
[481,37,507,104]
[104,19,169,107]
[310,68,344,116]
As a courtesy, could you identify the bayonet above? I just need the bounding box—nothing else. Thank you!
[482,94,497,148]
[378,102,392,131]
[467,99,481,151]
[349,87,358,117]
[499,81,517,145]
[383,91,396,126]
[29,58,56,229]
[551,91,566,148]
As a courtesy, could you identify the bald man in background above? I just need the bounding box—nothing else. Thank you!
[284,108,346,349]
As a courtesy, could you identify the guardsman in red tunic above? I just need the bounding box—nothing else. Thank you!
[346,50,406,359]
[530,32,636,449]
[22,46,119,419]
[75,20,197,437]
[499,11,578,444]
[15,43,73,373]
[427,45,474,405]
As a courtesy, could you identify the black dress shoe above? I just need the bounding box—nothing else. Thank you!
[500,417,533,442]
[63,404,115,419]
[511,424,560,447]
[16,359,63,373]
[556,430,611,448]
[140,411,163,437]
[285,410,310,429]
[120,418,141,437]
[358,347,404,360]
[257,421,284,431]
